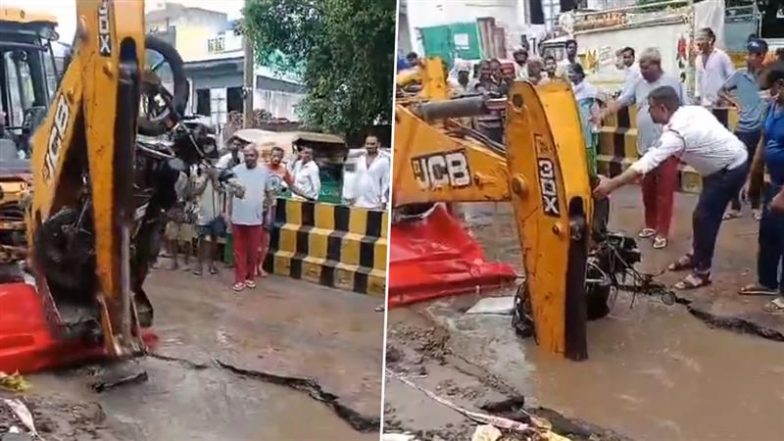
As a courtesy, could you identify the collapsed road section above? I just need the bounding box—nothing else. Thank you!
[2,271,383,441]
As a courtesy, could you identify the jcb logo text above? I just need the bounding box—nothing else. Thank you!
[411,150,471,190]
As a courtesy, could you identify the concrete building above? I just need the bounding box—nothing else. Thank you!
[400,0,581,63]
[401,0,641,62]
[402,0,533,63]
[145,2,304,132]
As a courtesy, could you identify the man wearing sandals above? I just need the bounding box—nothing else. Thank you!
[719,38,769,221]
[594,86,748,291]
[191,163,226,277]
[740,63,784,311]
[595,48,684,250]
[227,145,274,293]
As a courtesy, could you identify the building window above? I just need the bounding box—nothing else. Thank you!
[207,36,226,54]
[529,0,545,24]
[227,87,243,113]
[196,88,210,116]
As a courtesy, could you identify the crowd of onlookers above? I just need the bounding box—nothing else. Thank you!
[591,29,784,312]
[157,133,390,294]
[401,39,602,175]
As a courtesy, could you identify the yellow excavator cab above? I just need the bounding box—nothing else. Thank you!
[0,8,60,261]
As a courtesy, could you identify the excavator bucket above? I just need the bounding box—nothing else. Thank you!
[505,81,594,361]
[388,204,516,308]
[0,282,157,374]
[389,93,519,307]
[0,0,155,373]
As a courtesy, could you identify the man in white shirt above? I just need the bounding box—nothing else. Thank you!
[350,135,390,210]
[695,27,735,109]
[290,146,321,201]
[217,137,244,170]
[556,39,581,80]
[617,46,640,98]
[227,145,274,292]
[512,46,529,80]
[594,86,748,291]
[449,62,476,96]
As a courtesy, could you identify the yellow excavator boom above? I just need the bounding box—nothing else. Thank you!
[392,76,597,360]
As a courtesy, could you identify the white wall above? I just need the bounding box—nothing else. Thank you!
[405,0,527,58]
[254,90,303,122]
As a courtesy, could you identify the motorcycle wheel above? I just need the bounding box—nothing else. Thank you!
[137,35,189,137]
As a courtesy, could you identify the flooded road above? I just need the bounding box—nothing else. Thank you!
[388,188,784,440]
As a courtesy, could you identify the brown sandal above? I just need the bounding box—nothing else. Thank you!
[673,273,711,290]
[668,254,694,272]
[739,284,778,296]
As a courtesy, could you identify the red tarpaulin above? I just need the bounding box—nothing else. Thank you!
[388,205,517,308]
[0,283,157,374]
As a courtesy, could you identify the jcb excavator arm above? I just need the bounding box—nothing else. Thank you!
[392,80,595,360]
[27,0,146,358]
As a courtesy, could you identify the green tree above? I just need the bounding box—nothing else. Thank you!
[243,0,396,139]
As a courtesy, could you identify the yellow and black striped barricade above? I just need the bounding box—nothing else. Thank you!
[264,198,388,297]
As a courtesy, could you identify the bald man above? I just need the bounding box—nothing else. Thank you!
[227,145,275,292]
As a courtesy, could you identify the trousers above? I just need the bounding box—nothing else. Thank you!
[757,184,784,291]
[692,163,749,273]
[730,130,762,211]
[641,157,680,238]
[231,224,263,284]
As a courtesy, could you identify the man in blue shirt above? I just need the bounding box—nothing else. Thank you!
[397,55,410,72]
[741,62,784,311]
[720,38,769,220]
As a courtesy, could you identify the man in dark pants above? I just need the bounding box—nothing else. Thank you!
[719,38,769,220]
[593,86,748,290]
[739,62,784,312]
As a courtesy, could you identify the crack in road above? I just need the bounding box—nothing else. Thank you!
[668,292,784,342]
[147,353,380,433]
[215,360,381,433]
[148,353,210,370]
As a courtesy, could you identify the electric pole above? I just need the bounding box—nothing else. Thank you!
[242,0,255,128]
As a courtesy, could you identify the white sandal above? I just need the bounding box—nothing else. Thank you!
[638,228,655,239]
[763,297,784,313]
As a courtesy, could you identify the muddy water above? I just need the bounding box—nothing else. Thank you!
[527,297,784,441]
[33,357,374,441]
[456,199,784,441]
